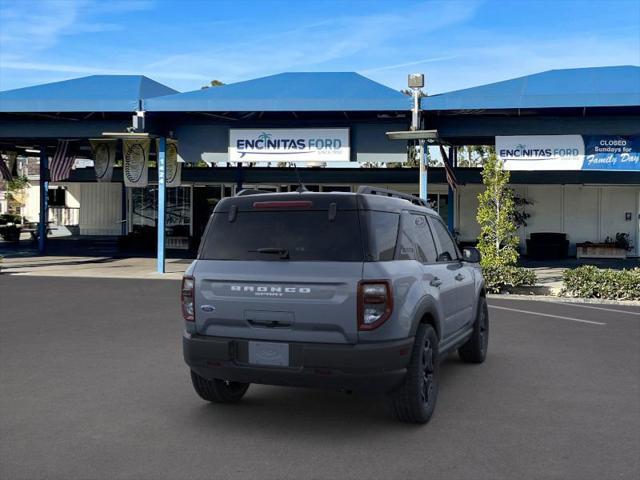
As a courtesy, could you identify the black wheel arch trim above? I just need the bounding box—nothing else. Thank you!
[409,295,443,340]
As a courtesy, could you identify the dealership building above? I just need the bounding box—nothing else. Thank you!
[1,65,638,265]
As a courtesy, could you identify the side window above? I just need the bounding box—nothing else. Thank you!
[411,214,438,263]
[363,211,399,261]
[396,214,416,261]
[430,217,459,262]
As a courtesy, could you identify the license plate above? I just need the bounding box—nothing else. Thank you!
[248,341,289,367]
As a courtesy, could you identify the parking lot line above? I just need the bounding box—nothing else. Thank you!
[537,302,640,317]
[489,305,607,326]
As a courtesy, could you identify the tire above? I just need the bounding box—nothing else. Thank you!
[190,370,250,404]
[458,296,489,364]
[388,324,439,424]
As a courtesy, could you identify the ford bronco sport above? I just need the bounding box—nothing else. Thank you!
[182,186,488,423]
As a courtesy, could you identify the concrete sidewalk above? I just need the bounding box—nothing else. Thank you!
[1,255,636,292]
[1,255,565,291]
[0,255,190,280]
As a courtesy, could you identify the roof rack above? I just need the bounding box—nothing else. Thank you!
[357,186,428,208]
[235,188,272,197]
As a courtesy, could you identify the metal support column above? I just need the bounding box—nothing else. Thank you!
[157,137,166,273]
[411,84,428,201]
[419,140,428,199]
[235,162,244,193]
[38,146,48,254]
[447,146,455,233]
[121,183,127,236]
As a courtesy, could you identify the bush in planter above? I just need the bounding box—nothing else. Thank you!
[562,266,640,300]
[482,265,537,294]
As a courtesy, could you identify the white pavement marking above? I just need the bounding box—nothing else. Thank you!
[538,302,640,317]
[489,305,607,326]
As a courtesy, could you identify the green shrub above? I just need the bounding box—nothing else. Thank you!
[562,266,640,300]
[482,265,537,293]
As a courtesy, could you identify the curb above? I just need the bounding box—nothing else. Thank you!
[488,293,640,307]
[502,285,559,296]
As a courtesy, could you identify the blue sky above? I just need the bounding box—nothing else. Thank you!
[0,0,638,93]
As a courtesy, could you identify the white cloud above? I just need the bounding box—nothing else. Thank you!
[0,0,152,61]
[360,55,459,74]
[137,0,485,90]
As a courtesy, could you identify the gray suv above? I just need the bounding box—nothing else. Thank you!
[182,186,488,423]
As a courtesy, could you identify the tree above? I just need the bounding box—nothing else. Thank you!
[476,153,519,268]
[6,175,29,215]
[457,145,495,167]
[201,80,225,89]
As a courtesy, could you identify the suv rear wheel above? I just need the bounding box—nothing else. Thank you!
[388,324,439,424]
[458,296,489,363]
[190,370,250,403]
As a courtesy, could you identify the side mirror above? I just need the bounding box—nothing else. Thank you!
[462,247,481,263]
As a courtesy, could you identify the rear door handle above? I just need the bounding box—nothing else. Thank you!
[455,273,465,281]
[430,277,442,287]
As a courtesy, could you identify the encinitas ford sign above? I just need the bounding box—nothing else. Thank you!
[229,128,350,162]
[497,135,584,170]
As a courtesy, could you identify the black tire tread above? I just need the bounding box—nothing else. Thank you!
[458,296,489,364]
[388,324,438,424]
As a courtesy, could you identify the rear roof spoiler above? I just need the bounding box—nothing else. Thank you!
[357,186,428,208]
[235,188,272,196]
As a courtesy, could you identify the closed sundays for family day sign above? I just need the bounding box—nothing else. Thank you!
[229,128,350,162]
[497,135,640,171]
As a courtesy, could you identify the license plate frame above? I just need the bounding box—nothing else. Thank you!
[248,341,290,367]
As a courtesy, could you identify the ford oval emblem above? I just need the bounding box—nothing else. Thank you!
[200,305,215,312]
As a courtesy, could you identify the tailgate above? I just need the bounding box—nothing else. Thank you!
[194,260,362,344]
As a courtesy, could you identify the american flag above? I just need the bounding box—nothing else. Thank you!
[0,156,12,181]
[439,145,458,190]
[50,140,77,182]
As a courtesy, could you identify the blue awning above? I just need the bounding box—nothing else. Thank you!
[422,66,640,111]
[145,72,410,112]
[0,75,178,113]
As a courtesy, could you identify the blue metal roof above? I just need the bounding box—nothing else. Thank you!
[422,66,640,111]
[0,75,178,113]
[145,72,410,112]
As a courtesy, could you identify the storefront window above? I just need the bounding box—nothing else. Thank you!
[422,192,449,225]
[131,187,157,228]
[131,186,191,239]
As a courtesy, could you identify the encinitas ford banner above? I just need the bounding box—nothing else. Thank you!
[229,128,350,163]
[496,135,584,170]
[497,135,640,171]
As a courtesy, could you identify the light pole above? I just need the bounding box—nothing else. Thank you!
[408,73,426,200]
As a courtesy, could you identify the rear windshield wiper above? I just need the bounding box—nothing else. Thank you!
[248,247,290,259]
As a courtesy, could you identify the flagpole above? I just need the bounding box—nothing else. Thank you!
[38,146,48,254]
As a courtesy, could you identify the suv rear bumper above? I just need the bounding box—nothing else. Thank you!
[183,333,413,393]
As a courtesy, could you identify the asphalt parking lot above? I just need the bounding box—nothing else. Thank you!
[1,276,639,480]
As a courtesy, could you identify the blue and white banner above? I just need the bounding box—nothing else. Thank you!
[229,128,350,163]
[497,135,640,171]
[582,136,640,171]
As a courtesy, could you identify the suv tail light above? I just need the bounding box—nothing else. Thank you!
[358,280,393,330]
[181,276,195,321]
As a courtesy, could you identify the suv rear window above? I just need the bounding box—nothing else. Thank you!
[200,210,364,261]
